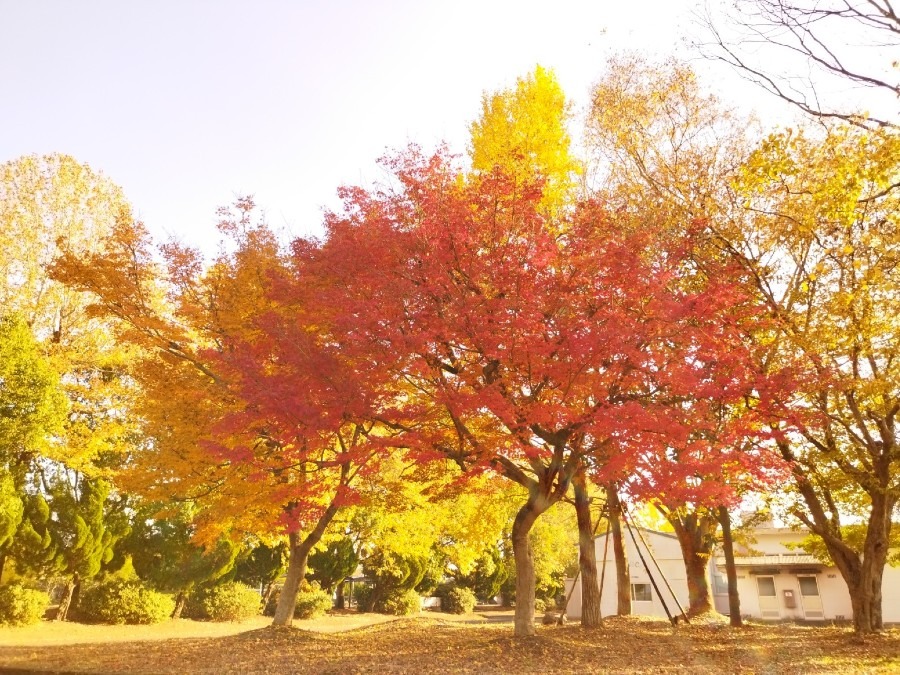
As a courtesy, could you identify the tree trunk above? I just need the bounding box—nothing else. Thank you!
[717,506,742,627]
[55,573,79,621]
[607,487,631,616]
[271,482,346,627]
[872,568,883,631]
[510,494,546,637]
[573,474,601,627]
[272,531,313,626]
[70,579,83,613]
[840,493,893,633]
[669,512,716,617]
[778,441,894,634]
[262,582,276,613]
[172,591,187,619]
[335,581,345,610]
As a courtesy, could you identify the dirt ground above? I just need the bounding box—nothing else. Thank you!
[0,613,897,674]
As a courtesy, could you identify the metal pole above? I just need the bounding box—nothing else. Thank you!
[624,506,690,623]
[623,510,676,625]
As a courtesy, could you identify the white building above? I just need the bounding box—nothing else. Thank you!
[719,526,900,623]
[564,526,900,623]
[564,528,707,621]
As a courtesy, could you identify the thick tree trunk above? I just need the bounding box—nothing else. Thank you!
[172,592,187,619]
[55,573,79,621]
[872,569,883,631]
[607,487,631,616]
[272,478,346,627]
[862,493,892,632]
[511,495,547,637]
[717,506,742,627]
[669,512,716,617]
[841,495,893,633]
[573,474,601,627]
[683,548,713,616]
[272,531,314,626]
[70,579,83,614]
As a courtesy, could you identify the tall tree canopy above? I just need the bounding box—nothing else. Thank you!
[469,65,580,216]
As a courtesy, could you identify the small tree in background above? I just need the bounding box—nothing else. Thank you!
[234,540,289,611]
[307,537,358,609]
[128,506,239,618]
[47,475,119,621]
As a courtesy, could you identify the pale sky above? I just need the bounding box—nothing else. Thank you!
[1,1,791,251]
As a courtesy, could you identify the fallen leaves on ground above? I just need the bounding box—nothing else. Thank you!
[0,614,897,674]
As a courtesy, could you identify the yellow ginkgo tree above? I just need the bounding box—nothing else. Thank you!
[469,65,581,218]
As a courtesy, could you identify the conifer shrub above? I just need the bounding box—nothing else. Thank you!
[0,584,48,626]
[78,580,174,624]
[352,584,374,612]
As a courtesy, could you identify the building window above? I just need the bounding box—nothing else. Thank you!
[712,569,729,594]
[631,583,652,602]
[798,576,819,597]
[756,576,776,596]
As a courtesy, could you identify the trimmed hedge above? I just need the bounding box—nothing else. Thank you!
[78,580,174,625]
[444,586,477,615]
[196,582,261,622]
[0,584,48,626]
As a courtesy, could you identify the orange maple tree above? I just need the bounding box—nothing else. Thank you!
[51,201,396,626]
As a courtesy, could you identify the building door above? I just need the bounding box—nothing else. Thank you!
[797,575,824,619]
[756,576,780,619]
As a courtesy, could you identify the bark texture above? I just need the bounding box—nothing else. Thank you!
[717,506,742,627]
[272,495,343,627]
[779,441,895,633]
[668,510,717,617]
[55,573,80,622]
[607,487,631,616]
[172,592,187,620]
[573,474,601,627]
[511,496,545,637]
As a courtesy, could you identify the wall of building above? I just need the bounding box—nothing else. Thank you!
[567,527,900,624]
[565,529,702,620]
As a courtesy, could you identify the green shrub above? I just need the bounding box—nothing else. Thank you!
[78,580,174,625]
[351,584,419,615]
[533,597,548,613]
[444,586,477,615]
[0,584,48,626]
[198,582,261,622]
[379,588,420,616]
[294,581,332,619]
[352,584,374,612]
